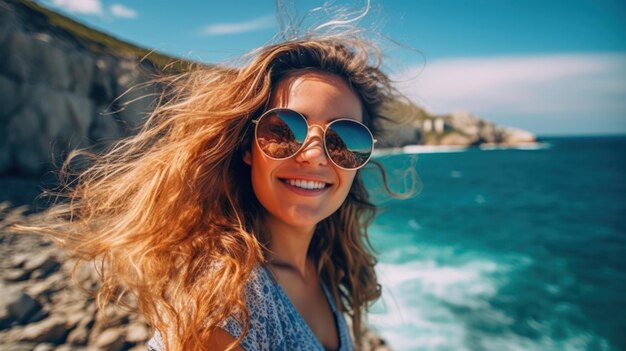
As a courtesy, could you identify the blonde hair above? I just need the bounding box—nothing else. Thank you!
[20,34,408,350]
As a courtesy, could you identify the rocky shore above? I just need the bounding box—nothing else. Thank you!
[376,101,537,149]
[1,202,150,351]
[0,201,391,351]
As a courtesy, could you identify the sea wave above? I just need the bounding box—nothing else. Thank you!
[367,242,611,350]
[367,139,624,350]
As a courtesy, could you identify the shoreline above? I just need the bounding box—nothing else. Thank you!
[373,141,550,156]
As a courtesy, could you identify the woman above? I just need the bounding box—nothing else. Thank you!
[25,34,412,351]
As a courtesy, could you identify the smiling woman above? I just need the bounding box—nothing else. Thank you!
[15,16,416,351]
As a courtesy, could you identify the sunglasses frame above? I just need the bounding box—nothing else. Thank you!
[252,107,377,170]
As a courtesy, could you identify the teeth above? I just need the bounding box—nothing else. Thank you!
[286,179,326,190]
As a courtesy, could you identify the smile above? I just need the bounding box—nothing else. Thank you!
[279,178,330,190]
[285,179,327,189]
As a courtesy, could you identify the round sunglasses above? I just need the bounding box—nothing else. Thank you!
[252,108,376,170]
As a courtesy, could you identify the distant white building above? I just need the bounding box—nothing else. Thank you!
[434,118,444,133]
[422,119,432,132]
[422,118,445,133]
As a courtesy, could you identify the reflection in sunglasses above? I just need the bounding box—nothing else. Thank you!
[326,131,359,168]
[268,120,296,143]
[258,138,301,158]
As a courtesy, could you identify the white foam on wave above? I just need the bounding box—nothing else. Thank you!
[474,194,486,204]
[408,219,422,230]
[385,260,497,295]
[479,142,551,151]
[367,243,613,350]
[450,170,463,178]
[402,145,469,154]
[368,246,509,350]
[476,325,612,351]
[371,145,469,157]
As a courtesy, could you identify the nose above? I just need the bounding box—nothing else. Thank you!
[295,124,328,166]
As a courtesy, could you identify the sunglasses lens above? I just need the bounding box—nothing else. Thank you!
[325,120,373,169]
[256,110,307,159]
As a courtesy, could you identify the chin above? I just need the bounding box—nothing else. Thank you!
[282,206,335,228]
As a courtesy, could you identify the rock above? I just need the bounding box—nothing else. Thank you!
[23,252,56,273]
[63,303,90,326]
[64,308,94,345]
[67,51,94,95]
[91,57,116,104]
[126,322,149,343]
[31,259,61,280]
[54,345,86,351]
[26,274,65,300]
[5,97,49,175]
[93,327,127,351]
[24,308,48,325]
[3,268,31,281]
[66,323,90,345]
[97,305,130,329]
[32,343,56,351]
[0,285,42,327]
[90,109,125,142]
[9,253,30,268]
[17,315,71,344]
[64,93,94,146]
[2,30,31,82]
[1,343,37,351]
[70,260,102,287]
[498,126,536,145]
[438,131,475,146]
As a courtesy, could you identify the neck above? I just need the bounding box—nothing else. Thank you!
[263,215,317,279]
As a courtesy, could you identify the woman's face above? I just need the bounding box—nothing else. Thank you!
[244,72,363,230]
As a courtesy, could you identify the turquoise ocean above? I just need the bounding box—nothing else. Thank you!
[364,136,626,351]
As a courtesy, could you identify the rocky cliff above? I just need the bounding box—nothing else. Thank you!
[0,0,169,176]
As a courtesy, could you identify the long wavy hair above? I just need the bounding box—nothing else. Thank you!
[19,35,408,350]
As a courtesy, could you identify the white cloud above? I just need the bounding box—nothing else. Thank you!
[49,0,137,19]
[51,0,103,15]
[109,4,137,18]
[395,53,626,119]
[202,15,275,36]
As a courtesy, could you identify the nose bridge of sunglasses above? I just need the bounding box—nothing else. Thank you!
[288,123,325,159]
[307,123,326,135]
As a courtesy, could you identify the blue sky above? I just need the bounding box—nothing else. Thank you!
[37,0,626,136]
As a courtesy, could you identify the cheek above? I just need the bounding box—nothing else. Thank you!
[248,146,280,208]
[337,171,357,200]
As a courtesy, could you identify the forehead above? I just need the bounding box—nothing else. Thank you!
[270,71,363,122]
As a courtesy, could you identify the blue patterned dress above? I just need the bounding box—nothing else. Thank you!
[147,265,354,351]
